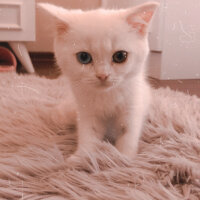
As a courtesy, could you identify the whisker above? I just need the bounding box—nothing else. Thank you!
[81,65,85,72]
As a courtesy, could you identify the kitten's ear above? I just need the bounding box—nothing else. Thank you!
[38,3,68,35]
[126,2,159,36]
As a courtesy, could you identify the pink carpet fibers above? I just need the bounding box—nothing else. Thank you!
[0,72,199,200]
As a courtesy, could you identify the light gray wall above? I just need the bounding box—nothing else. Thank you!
[160,0,200,79]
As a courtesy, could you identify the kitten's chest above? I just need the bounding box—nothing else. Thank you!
[103,116,123,145]
[91,91,128,115]
[76,86,132,117]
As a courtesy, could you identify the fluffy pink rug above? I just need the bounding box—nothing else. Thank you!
[0,72,199,200]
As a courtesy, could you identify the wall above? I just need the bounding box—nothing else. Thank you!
[26,0,101,52]
[160,0,200,79]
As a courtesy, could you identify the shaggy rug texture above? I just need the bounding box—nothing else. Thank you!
[0,72,199,200]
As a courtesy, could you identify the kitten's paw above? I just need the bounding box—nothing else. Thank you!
[118,147,137,159]
[115,141,138,159]
[66,154,81,168]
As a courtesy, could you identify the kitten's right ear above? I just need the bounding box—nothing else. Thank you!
[38,3,68,35]
[126,2,159,36]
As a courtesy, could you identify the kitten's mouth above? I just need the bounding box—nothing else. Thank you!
[96,81,115,90]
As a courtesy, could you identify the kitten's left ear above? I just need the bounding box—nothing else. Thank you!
[126,2,159,36]
[38,3,69,35]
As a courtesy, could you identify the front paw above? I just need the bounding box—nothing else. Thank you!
[115,140,138,159]
[66,154,81,168]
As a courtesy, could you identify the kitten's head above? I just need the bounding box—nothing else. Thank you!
[39,2,158,91]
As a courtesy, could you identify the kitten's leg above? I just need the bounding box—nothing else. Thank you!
[115,111,145,159]
[67,114,104,162]
[116,94,150,158]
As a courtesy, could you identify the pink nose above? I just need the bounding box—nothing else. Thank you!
[96,74,109,81]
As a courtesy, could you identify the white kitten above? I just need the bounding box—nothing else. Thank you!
[39,2,158,160]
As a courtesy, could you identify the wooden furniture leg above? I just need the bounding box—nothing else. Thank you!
[9,42,35,73]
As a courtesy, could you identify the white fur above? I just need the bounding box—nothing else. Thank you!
[39,2,158,159]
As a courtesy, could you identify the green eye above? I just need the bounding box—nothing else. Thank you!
[112,51,128,63]
[76,52,92,64]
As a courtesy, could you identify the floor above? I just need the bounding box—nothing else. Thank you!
[149,78,200,98]
[20,53,200,98]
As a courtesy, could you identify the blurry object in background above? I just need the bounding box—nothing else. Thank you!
[0,46,17,72]
[0,0,36,73]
